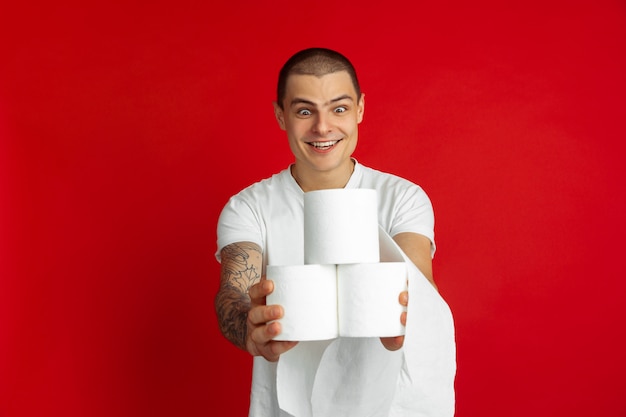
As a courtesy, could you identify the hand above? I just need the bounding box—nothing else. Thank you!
[246,278,298,361]
[380,290,408,351]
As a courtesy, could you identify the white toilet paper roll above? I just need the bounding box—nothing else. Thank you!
[337,262,407,337]
[304,189,379,265]
[266,264,338,341]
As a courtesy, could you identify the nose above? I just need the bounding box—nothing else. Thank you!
[312,112,331,135]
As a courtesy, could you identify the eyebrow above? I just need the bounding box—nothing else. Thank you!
[289,94,354,108]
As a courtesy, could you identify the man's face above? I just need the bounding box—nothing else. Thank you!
[274,71,364,178]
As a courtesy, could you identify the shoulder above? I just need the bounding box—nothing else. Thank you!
[358,163,428,199]
[355,162,434,241]
[228,168,293,203]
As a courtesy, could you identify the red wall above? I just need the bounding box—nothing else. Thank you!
[1,1,625,416]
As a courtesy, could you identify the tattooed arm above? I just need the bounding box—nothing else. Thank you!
[214,242,298,361]
[215,242,262,349]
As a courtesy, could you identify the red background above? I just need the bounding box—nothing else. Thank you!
[1,1,625,416]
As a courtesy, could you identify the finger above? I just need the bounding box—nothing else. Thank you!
[248,304,283,326]
[249,279,274,301]
[258,340,299,362]
[400,311,407,326]
[270,340,298,358]
[248,320,280,346]
[399,290,408,306]
[380,335,405,351]
[249,319,291,349]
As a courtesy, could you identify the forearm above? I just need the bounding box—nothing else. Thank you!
[393,232,437,290]
[215,285,250,350]
[214,242,263,351]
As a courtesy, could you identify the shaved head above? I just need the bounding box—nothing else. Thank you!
[276,48,361,109]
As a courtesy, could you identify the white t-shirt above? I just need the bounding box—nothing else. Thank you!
[216,160,439,417]
[216,160,435,266]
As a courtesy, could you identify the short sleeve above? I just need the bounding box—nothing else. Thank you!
[215,196,265,262]
[389,184,436,257]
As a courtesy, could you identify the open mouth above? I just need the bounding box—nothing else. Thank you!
[308,139,341,150]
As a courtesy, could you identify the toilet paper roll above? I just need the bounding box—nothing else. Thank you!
[266,264,338,341]
[337,262,407,337]
[304,189,379,265]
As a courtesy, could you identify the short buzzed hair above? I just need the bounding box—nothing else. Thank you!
[276,47,361,109]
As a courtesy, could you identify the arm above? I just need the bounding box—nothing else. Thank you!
[393,232,437,290]
[380,232,436,351]
[214,241,297,361]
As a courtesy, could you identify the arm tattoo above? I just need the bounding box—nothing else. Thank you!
[215,242,262,350]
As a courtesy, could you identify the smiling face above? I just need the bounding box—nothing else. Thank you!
[273,71,365,191]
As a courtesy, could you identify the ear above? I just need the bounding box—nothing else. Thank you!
[357,93,365,124]
[273,101,286,130]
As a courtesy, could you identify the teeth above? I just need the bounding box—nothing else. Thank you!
[311,140,339,149]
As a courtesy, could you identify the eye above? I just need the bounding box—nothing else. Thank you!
[297,108,312,116]
[334,106,347,113]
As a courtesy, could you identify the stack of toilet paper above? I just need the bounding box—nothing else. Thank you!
[266,188,408,340]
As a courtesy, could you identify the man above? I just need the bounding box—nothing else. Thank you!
[215,47,454,416]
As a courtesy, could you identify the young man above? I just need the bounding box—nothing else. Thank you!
[215,48,454,416]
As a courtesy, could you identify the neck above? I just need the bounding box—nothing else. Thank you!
[291,160,355,192]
